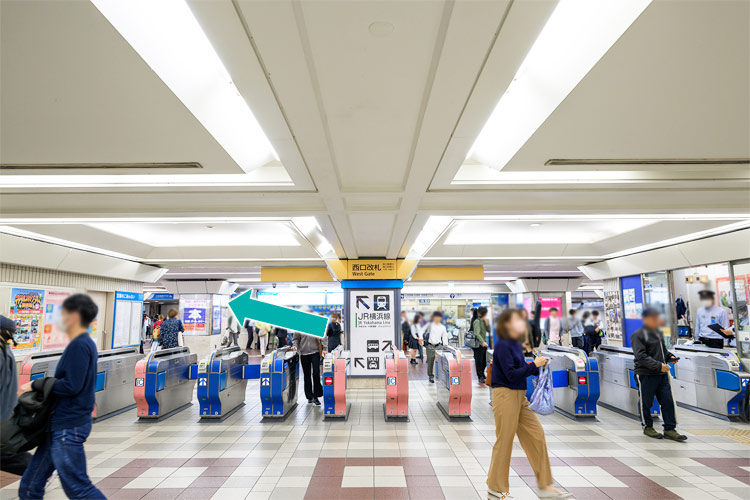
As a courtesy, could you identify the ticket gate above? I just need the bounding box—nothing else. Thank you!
[540,345,599,419]
[322,346,350,420]
[435,347,472,419]
[384,350,409,421]
[590,345,660,420]
[191,346,253,420]
[260,346,299,420]
[671,344,750,420]
[19,347,144,421]
[134,347,197,420]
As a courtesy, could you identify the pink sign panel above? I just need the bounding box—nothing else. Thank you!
[539,297,562,319]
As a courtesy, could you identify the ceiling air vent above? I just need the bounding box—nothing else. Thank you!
[545,158,749,166]
[0,162,203,171]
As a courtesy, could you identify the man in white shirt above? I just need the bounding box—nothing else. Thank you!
[419,311,449,383]
[695,290,733,349]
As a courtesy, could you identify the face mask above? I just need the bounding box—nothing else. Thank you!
[701,300,713,308]
[57,314,70,333]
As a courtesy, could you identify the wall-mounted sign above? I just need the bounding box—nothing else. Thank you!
[112,291,144,348]
[151,293,174,300]
[349,290,395,376]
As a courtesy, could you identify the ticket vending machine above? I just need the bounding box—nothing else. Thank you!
[20,347,144,421]
[322,346,350,420]
[540,345,599,419]
[590,345,660,420]
[192,346,254,421]
[259,346,300,420]
[435,347,472,420]
[134,347,197,421]
[384,350,409,421]
[672,344,750,420]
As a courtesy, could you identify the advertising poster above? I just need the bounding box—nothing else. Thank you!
[604,291,623,339]
[539,297,562,319]
[212,305,222,334]
[183,300,207,332]
[9,288,45,353]
[349,290,395,376]
[623,288,641,319]
[43,290,73,349]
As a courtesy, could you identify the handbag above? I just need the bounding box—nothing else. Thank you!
[528,366,554,415]
[485,362,492,387]
[464,331,480,349]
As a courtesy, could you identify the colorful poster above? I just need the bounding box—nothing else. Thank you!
[623,288,641,319]
[539,297,562,319]
[184,307,206,331]
[212,305,222,334]
[604,291,623,339]
[43,290,73,349]
[9,288,45,353]
[716,277,733,308]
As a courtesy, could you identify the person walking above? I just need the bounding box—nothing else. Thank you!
[487,308,570,499]
[17,294,106,499]
[543,307,563,346]
[226,313,240,347]
[472,306,490,383]
[275,327,288,349]
[568,309,584,350]
[326,312,343,351]
[412,312,425,362]
[152,315,164,343]
[292,331,328,406]
[581,311,600,355]
[1,315,32,476]
[631,308,686,441]
[256,322,271,356]
[158,309,184,350]
[244,319,255,350]
[419,311,448,383]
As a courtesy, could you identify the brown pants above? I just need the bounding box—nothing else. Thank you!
[487,387,553,493]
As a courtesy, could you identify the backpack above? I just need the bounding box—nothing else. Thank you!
[0,377,58,455]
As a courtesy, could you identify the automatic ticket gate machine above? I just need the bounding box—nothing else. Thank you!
[384,350,409,421]
[191,346,253,421]
[19,347,144,421]
[260,346,299,420]
[671,344,750,420]
[322,346,350,420]
[134,347,197,420]
[591,345,660,420]
[435,347,472,420]
[540,345,599,419]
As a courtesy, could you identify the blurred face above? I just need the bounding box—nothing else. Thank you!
[506,313,528,341]
[642,315,660,330]
[58,309,79,336]
[432,315,441,324]
[701,297,714,308]
[549,310,558,318]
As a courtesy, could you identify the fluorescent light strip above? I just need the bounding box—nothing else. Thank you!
[164,272,260,276]
[0,217,289,224]
[468,0,652,171]
[0,173,292,189]
[407,216,452,258]
[90,0,278,173]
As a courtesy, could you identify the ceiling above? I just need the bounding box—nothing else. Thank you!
[1,0,748,287]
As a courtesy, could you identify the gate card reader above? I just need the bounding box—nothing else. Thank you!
[193,346,253,421]
[384,350,409,421]
[260,346,299,420]
[20,347,144,422]
[323,346,350,420]
[540,345,599,419]
[435,346,472,420]
[591,345,660,420]
[134,346,197,421]
[672,344,749,420]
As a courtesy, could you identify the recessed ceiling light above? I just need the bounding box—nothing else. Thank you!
[530,223,542,227]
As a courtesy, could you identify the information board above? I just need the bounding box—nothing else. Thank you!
[349,290,395,376]
[112,291,144,348]
[9,288,45,354]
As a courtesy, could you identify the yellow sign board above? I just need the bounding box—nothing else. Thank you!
[347,259,398,279]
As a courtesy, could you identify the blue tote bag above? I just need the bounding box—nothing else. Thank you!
[528,366,554,415]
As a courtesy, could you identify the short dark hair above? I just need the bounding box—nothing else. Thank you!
[592,310,599,316]
[62,294,98,327]
[568,309,576,316]
[432,311,443,318]
[582,311,591,320]
[477,306,488,317]
[549,307,558,313]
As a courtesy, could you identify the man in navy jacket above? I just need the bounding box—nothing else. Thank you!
[18,294,105,499]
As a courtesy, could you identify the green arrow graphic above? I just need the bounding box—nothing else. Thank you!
[228,289,329,339]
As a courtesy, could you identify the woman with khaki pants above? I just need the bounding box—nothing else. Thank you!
[487,309,572,499]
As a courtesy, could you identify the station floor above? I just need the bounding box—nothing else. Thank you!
[1,358,749,500]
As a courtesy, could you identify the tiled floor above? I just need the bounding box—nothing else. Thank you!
[1,355,749,499]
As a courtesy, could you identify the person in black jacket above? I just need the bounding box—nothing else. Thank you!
[18,294,105,499]
[325,312,343,351]
[631,307,686,442]
[1,315,32,476]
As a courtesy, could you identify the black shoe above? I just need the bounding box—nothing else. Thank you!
[479,378,486,384]
[663,430,687,442]
[313,398,321,406]
[307,399,313,404]
[429,377,434,383]
[410,359,417,365]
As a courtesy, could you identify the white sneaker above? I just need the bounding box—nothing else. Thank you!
[537,489,573,498]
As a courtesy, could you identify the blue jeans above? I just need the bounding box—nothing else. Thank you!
[19,421,104,499]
